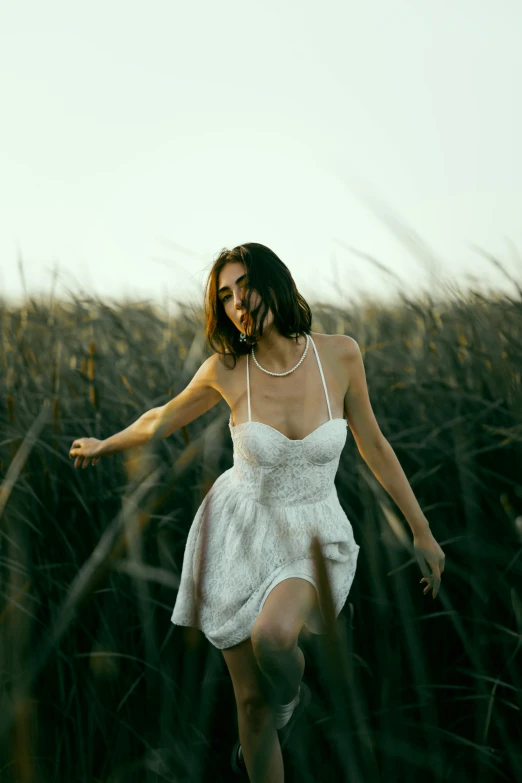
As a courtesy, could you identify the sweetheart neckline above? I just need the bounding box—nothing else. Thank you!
[228,417,347,443]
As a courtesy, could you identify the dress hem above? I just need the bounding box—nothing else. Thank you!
[171,545,360,650]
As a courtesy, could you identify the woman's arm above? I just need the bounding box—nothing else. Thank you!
[340,335,445,597]
[69,354,223,468]
[100,408,161,454]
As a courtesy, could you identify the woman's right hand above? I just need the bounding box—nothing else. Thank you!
[69,437,107,469]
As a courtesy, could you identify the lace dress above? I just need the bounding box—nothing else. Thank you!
[170,335,360,649]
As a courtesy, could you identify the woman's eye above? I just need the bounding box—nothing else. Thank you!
[222,294,231,302]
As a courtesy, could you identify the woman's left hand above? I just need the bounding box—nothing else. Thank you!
[413,530,445,599]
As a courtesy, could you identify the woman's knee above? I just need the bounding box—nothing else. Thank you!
[251,622,297,660]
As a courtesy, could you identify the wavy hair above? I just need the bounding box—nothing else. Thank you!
[204,243,312,369]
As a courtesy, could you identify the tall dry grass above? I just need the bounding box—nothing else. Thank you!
[0,268,521,782]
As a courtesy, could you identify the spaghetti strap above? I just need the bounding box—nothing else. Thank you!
[310,336,333,420]
[246,352,252,422]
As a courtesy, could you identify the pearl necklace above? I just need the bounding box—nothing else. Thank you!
[251,333,310,376]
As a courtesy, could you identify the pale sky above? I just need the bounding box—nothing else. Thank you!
[1,0,521,312]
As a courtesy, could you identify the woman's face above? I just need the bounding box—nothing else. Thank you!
[217,261,273,336]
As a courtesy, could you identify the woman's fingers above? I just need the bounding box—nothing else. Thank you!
[420,575,441,598]
[70,439,83,455]
[70,441,82,460]
[73,453,92,469]
[69,438,101,468]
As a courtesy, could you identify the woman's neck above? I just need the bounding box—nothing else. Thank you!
[251,328,307,372]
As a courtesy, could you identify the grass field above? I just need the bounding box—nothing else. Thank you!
[1,275,521,782]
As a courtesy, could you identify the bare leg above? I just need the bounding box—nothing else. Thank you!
[222,637,285,783]
[222,579,316,780]
[251,577,315,707]
[237,699,284,782]
[255,639,306,706]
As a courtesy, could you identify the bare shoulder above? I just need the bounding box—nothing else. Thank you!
[336,333,360,361]
[188,352,223,390]
[312,331,359,361]
[201,350,245,397]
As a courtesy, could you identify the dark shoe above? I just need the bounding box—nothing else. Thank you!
[231,735,248,777]
[277,681,312,751]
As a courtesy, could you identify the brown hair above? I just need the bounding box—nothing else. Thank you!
[204,243,312,369]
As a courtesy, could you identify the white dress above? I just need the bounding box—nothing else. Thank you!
[170,335,360,649]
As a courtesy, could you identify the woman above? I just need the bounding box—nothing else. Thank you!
[70,243,445,782]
